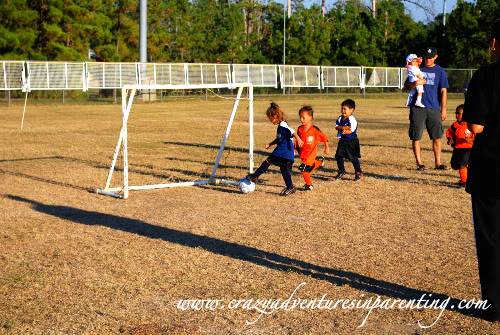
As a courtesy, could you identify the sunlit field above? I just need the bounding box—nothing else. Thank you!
[1,94,498,334]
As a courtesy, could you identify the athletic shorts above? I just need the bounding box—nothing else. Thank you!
[451,148,471,170]
[335,138,361,161]
[267,155,293,169]
[408,107,443,141]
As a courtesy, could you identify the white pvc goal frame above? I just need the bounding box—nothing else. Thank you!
[96,83,254,199]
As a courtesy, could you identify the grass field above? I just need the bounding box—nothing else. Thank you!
[1,94,498,334]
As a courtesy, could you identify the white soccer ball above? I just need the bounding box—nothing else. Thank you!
[239,178,255,194]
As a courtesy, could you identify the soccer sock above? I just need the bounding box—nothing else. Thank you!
[252,159,271,179]
[459,167,468,183]
[313,159,323,170]
[302,160,322,185]
[280,166,294,189]
[352,158,362,173]
[336,157,345,173]
[302,171,312,186]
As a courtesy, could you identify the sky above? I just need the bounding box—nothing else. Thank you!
[301,0,460,23]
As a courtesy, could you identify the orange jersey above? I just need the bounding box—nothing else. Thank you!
[446,121,474,149]
[296,125,328,165]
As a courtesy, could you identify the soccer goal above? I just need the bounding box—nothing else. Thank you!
[96,83,254,199]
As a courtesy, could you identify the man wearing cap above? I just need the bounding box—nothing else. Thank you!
[405,47,449,171]
[462,19,500,322]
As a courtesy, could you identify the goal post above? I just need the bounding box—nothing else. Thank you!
[96,83,254,199]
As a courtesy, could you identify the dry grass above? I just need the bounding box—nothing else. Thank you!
[0,94,498,334]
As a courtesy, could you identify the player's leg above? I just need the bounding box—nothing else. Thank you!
[279,160,295,195]
[409,106,426,170]
[415,85,425,107]
[335,157,346,180]
[471,194,500,321]
[301,171,313,190]
[426,108,446,169]
[248,157,272,181]
[351,158,363,181]
[458,167,468,186]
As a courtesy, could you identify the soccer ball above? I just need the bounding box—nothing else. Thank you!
[239,178,255,194]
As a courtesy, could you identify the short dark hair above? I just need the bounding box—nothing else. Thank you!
[298,105,314,117]
[341,99,356,109]
[491,19,500,40]
[456,104,465,113]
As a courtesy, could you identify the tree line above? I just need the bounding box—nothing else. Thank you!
[0,0,498,68]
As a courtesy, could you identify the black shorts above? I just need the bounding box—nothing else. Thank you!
[267,155,293,169]
[408,107,443,140]
[451,148,471,170]
[335,138,361,161]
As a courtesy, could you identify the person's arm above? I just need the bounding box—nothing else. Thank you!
[403,78,426,91]
[342,127,352,134]
[445,126,454,145]
[318,130,330,155]
[463,67,489,134]
[342,116,357,135]
[440,88,447,121]
[292,132,304,148]
[468,124,484,134]
[323,141,330,155]
[265,137,278,149]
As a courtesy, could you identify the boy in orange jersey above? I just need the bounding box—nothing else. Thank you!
[295,105,329,191]
[446,104,474,187]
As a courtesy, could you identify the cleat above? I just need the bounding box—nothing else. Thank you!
[334,171,346,180]
[417,164,426,171]
[304,184,314,191]
[280,187,296,196]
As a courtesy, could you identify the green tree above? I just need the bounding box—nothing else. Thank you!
[0,0,38,59]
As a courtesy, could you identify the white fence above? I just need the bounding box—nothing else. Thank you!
[0,60,475,92]
[279,65,321,88]
[322,66,362,88]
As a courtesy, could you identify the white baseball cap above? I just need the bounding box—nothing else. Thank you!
[406,54,418,63]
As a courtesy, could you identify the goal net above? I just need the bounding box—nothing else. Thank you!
[96,83,254,199]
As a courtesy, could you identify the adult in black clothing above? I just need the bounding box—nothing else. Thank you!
[462,19,500,322]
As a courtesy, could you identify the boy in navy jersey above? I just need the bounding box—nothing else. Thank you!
[334,99,363,181]
[247,102,303,196]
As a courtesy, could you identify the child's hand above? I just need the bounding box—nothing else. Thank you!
[342,127,352,134]
[296,137,304,148]
[265,143,270,149]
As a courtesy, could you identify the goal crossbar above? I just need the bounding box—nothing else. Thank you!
[96,83,254,199]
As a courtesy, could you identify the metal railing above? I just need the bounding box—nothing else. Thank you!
[0,60,476,93]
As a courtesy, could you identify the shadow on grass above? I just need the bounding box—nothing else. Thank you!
[0,154,457,193]
[7,194,481,320]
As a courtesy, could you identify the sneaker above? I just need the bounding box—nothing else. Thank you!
[354,171,363,181]
[280,187,296,196]
[415,101,426,108]
[435,164,448,170]
[417,164,426,171]
[304,184,314,191]
[334,171,346,180]
[317,156,325,167]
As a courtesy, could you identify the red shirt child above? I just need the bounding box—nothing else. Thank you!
[445,104,474,187]
[295,106,329,191]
